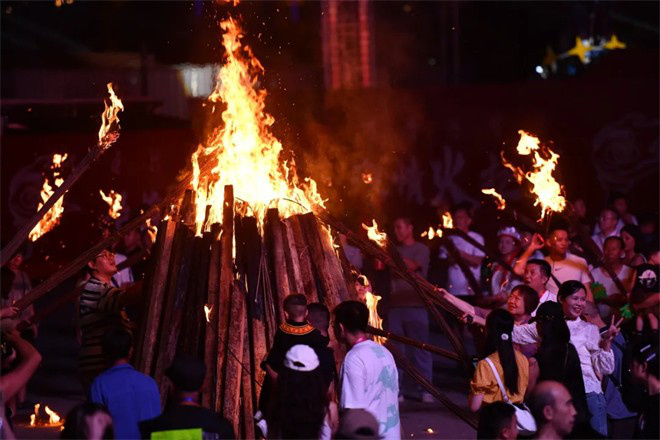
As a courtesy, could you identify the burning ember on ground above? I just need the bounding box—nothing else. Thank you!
[421,226,441,240]
[481,188,506,210]
[189,18,324,235]
[98,83,124,149]
[29,403,62,428]
[361,172,373,184]
[502,130,566,219]
[99,189,123,219]
[362,220,388,248]
[29,154,68,242]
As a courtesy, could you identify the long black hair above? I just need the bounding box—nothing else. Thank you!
[268,364,328,439]
[484,309,519,394]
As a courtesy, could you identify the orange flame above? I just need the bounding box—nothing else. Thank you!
[204,304,212,323]
[361,173,373,184]
[366,291,386,345]
[145,218,158,243]
[442,212,453,229]
[29,403,62,427]
[189,19,324,235]
[362,219,387,248]
[502,130,566,219]
[29,154,68,241]
[481,188,506,210]
[98,83,124,149]
[44,406,61,425]
[99,190,123,219]
[421,226,442,240]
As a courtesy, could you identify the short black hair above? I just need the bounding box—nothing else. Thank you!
[604,235,624,249]
[166,354,206,392]
[631,337,659,379]
[393,217,412,227]
[477,402,516,439]
[512,285,540,315]
[101,326,133,362]
[527,258,551,279]
[601,206,620,219]
[283,293,308,318]
[452,201,473,217]
[307,302,330,332]
[558,280,586,301]
[333,301,369,333]
[547,217,570,235]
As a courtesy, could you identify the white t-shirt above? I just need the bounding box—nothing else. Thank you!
[544,254,592,294]
[592,265,635,318]
[439,231,485,296]
[530,290,558,317]
[339,340,401,440]
[112,253,133,288]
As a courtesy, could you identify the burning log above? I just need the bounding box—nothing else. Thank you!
[1,84,124,266]
[223,281,247,435]
[286,215,320,304]
[265,209,292,322]
[281,218,305,295]
[202,235,221,408]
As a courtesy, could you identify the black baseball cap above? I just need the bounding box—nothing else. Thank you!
[165,354,206,392]
[529,301,563,323]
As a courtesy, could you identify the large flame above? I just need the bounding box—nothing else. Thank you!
[98,83,124,149]
[29,154,68,242]
[366,291,386,345]
[99,190,123,219]
[190,19,324,234]
[362,219,387,248]
[502,130,566,219]
[482,188,506,210]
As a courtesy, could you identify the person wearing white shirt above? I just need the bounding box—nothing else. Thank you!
[523,259,557,316]
[439,204,485,297]
[592,208,621,253]
[512,280,620,437]
[591,236,635,320]
[334,301,401,440]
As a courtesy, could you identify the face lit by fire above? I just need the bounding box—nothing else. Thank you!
[8,253,24,272]
[452,209,472,232]
[524,263,548,293]
[507,290,526,316]
[89,250,117,277]
[498,235,518,257]
[354,279,372,302]
[560,288,587,320]
[393,219,413,243]
[547,229,569,257]
[598,209,619,235]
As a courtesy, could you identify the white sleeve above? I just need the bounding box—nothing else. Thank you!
[512,323,539,345]
[339,356,368,409]
[470,234,486,257]
[586,324,615,376]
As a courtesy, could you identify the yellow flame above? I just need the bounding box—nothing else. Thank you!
[503,130,566,219]
[481,188,506,210]
[204,304,212,323]
[99,190,123,219]
[361,173,373,184]
[421,226,442,240]
[442,212,453,229]
[366,291,386,345]
[426,428,435,434]
[29,154,68,241]
[44,406,61,425]
[146,218,158,243]
[189,18,324,235]
[98,83,124,149]
[362,219,387,248]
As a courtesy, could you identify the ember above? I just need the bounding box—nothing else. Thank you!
[361,172,373,184]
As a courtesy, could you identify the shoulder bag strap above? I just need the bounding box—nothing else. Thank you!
[485,357,511,403]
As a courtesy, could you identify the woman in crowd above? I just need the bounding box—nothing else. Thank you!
[469,310,529,412]
[630,338,659,439]
[268,344,337,439]
[621,224,647,267]
[512,280,619,437]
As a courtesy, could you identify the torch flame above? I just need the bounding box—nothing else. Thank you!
[361,173,373,184]
[442,212,453,229]
[502,130,566,219]
[204,304,212,323]
[481,188,506,210]
[98,83,124,149]
[362,219,387,248]
[366,291,386,345]
[99,190,123,219]
[29,403,62,427]
[44,406,61,425]
[189,18,324,235]
[421,226,442,240]
[29,154,68,241]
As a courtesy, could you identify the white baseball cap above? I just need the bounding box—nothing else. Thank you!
[284,344,320,372]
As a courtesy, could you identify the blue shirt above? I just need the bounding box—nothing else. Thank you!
[90,364,161,439]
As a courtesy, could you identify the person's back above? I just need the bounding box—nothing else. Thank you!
[89,327,160,439]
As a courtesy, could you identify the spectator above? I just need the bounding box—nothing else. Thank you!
[60,402,114,440]
[334,301,400,439]
[439,203,485,297]
[307,302,338,392]
[139,355,234,439]
[477,402,518,440]
[89,326,160,439]
[335,408,381,440]
[621,224,647,267]
[490,227,523,298]
[78,249,143,388]
[388,216,432,402]
[592,207,621,253]
[528,302,590,436]
[268,344,337,439]
[523,259,556,316]
[591,236,635,319]
[516,226,594,300]
[582,301,638,439]
[572,198,588,224]
[629,264,659,335]
[469,310,529,412]
[507,285,539,357]
[520,227,545,261]
[610,192,638,227]
[513,280,618,437]
[528,381,577,439]
[637,213,658,253]
[630,338,659,439]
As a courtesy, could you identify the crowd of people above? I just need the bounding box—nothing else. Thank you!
[0,193,658,440]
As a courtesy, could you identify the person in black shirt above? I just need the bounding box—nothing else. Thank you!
[139,355,234,439]
[630,338,659,439]
[307,302,338,392]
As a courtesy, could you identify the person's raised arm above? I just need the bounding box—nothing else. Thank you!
[513,233,545,277]
[0,330,42,401]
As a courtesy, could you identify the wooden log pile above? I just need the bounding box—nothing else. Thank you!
[134,186,357,437]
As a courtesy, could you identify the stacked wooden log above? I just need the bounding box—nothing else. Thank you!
[134,185,357,437]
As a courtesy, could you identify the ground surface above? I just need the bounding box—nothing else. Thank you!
[12,286,477,439]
